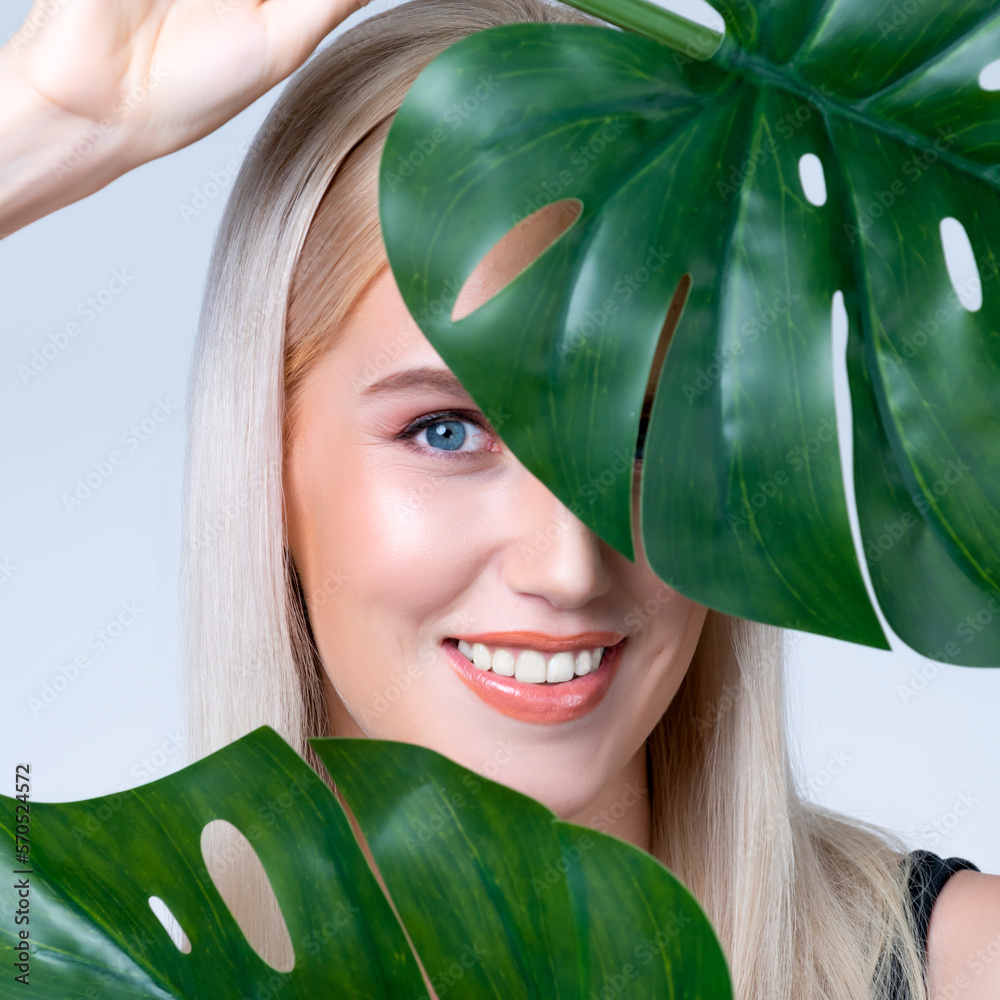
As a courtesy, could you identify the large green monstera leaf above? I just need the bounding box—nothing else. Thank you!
[0,727,730,998]
[379,0,1000,665]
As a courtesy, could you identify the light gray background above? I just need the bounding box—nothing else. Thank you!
[2,0,997,874]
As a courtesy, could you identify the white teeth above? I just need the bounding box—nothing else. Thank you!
[514,649,547,683]
[451,639,611,685]
[547,651,576,683]
[492,648,516,676]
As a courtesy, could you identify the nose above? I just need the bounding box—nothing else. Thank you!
[500,464,612,609]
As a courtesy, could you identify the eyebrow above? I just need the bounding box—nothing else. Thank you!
[360,365,476,400]
[363,363,658,415]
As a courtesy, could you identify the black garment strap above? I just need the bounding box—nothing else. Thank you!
[906,849,981,959]
[885,849,980,999]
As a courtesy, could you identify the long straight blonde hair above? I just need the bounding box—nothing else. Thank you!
[182,1,928,996]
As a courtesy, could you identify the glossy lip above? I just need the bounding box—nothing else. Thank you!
[442,635,627,725]
[453,630,625,652]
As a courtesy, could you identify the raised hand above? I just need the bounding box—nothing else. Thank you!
[0,0,373,236]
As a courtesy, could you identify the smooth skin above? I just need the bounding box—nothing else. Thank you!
[2,2,997,993]
[0,0,371,236]
[283,204,708,850]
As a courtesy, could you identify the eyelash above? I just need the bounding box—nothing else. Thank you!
[396,409,499,457]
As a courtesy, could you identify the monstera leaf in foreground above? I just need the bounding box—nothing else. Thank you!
[0,727,730,999]
[379,0,1000,665]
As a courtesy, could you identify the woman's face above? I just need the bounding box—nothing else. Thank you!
[284,208,708,825]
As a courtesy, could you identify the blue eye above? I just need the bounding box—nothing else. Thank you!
[424,419,467,451]
[400,410,496,456]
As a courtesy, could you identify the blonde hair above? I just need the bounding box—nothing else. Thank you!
[182,1,928,996]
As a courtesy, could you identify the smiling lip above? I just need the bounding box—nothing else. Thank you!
[442,634,627,725]
[453,630,625,652]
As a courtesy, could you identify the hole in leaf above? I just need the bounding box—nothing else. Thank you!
[644,0,726,33]
[831,290,848,362]
[450,199,582,322]
[798,153,827,206]
[637,274,692,461]
[940,217,982,312]
[979,58,1000,91]
[148,896,192,954]
[200,819,295,972]
[828,290,878,616]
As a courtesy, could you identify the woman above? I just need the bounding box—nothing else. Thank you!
[2,0,998,997]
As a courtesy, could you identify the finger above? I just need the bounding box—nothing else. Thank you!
[258,0,376,79]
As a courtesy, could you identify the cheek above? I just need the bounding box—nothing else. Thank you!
[307,460,486,621]
[621,583,706,701]
[652,600,707,702]
[614,545,695,638]
[644,595,706,669]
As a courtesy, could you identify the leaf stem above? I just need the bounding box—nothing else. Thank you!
[559,0,724,58]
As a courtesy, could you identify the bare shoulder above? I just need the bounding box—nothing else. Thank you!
[926,869,1000,999]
